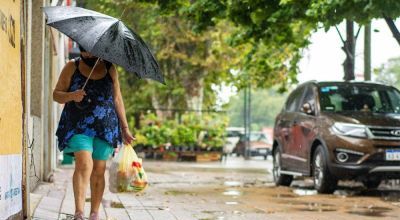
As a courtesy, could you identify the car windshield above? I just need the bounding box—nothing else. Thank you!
[249,133,268,142]
[319,84,400,114]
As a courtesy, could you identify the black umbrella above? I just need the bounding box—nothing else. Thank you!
[42,6,164,84]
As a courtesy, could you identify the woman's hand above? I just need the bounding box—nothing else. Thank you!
[122,128,136,145]
[70,89,86,102]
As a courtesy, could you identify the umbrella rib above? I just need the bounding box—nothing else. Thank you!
[89,20,120,53]
[48,18,119,52]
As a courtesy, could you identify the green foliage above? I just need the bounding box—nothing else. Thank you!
[374,57,400,89]
[86,0,242,119]
[228,88,288,128]
[134,113,228,148]
[153,0,400,89]
[305,0,400,28]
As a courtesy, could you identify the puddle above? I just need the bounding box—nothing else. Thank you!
[275,193,297,198]
[201,210,225,216]
[381,192,400,202]
[232,210,244,216]
[347,206,392,217]
[293,189,318,196]
[225,201,239,205]
[224,181,242,187]
[295,207,337,212]
[164,190,197,196]
[294,203,337,212]
[110,201,125,208]
[333,189,360,197]
[223,190,242,196]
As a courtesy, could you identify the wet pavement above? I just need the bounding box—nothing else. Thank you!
[30,156,400,220]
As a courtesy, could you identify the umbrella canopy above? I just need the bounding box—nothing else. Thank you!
[42,6,164,84]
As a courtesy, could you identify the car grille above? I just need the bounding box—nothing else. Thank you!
[368,127,400,140]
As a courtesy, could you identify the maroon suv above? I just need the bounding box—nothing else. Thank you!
[273,81,400,193]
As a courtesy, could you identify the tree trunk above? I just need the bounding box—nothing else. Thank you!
[384,16,400,46]
[343,20,355,81]
[364,22,371,81]
[151,94,164,119]
[185,77,204,115]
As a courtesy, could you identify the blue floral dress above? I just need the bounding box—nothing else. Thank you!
[56,58,122,154]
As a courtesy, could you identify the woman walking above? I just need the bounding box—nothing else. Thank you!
[53,47,135,220]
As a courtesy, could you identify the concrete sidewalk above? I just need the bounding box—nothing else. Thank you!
[30,157,400,220]
[30,167,148,220]
[30,157,272,220]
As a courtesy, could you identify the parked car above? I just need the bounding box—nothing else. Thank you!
[223,127,245,154]
[273,81,400,193]
[233,132,272,159]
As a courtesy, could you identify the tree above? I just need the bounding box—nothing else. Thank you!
[159,0,400,82]
[304,0,400,80]
[374,57,400,89]
[85,0,241,122]
[227,88,287,129]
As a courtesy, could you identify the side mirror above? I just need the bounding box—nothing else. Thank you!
[301,102,314,115]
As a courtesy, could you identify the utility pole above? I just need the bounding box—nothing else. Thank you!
[246,83,251,159]
[243,80,251,160]
[364,22,371,81]
[243,85,247,158]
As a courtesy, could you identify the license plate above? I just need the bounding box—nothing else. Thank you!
[385,149,400,161]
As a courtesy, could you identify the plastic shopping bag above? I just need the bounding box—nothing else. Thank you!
[109,144,148,193]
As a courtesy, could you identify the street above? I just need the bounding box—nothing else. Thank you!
[30,156,400,220]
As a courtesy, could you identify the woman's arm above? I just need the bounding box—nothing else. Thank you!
[109,65,135,145]
[53,60,86,104]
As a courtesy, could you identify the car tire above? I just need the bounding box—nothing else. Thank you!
[273,148,293,186]
[313,145,338,194]
[362,179,381,189]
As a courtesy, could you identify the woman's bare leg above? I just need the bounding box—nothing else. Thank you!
[90,160,107,214]
[73,151,93,214]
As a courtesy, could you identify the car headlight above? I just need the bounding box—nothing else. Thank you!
[332,122,368,138]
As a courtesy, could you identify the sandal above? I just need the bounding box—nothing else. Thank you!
[73,211,85,220]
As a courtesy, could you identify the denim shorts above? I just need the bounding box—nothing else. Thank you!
[64,134,114,160]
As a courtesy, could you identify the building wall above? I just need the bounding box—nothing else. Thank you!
[23,0,66,218]
[27,0,46,192]
[0,0,24,219]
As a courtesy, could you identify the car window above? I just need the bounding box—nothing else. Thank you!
[285,86,306,112]
[226,131,242,137]
[303,86,314,103]
[302,86,316,108]
[319,84,400,113]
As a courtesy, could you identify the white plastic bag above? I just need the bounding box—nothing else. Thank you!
[109,144,148,193]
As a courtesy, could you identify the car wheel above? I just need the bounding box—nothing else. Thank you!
[313,146,338,194]
[273,148,293,186]
[362,179,381,189]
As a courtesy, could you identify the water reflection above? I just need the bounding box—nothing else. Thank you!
[293,188,318,196]
[223,190,241,196]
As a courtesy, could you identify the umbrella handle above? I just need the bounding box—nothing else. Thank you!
[81,57,101,90]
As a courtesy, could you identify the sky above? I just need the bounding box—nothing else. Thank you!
[298,19,400,82]
[217,19,400,107]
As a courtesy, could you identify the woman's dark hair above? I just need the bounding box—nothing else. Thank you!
[78,44,86,52]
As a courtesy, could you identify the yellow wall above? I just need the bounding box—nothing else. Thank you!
[0,0,22,155]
